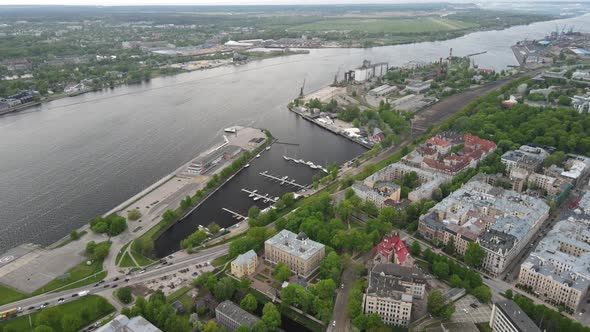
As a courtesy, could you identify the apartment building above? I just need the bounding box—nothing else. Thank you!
[264,230,325,279]
[489,300,541,332]
[352,180,401,209]
[363,263,423,326]
[418,175,549,276]
[518,217,590,312]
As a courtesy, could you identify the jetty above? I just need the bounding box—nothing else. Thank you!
[282,156,328,173]
[258,171,306,189]
[241,188,278,203]
[222,207,247,220]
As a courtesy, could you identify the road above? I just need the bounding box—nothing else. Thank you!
[0,245,228,315]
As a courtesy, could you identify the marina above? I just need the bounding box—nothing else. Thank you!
[283,155,328,173]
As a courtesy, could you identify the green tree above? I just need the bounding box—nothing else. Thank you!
[433,261,450,278]
[273,262,291,283]
[312,279,336,300]
[236,326,250,332]
[70,230,80,240]
[504,289,513,299]
[202,321,225,332]
[134,237,154,257]
[444,238,455,255]
[252,320,269,332]
[427,290,455,320]
[213,277,237,302]
[180,196,193,211]
[208,223,221,234]
[472,285,492,303]
[127,209,142,221]
[262,302,281,331]
[464,242,486,268]
[319,251,343,283]
[410,241,421,256]
[248,206,261,220]
[33,326,53,332]
[240,294,258,313]
[116,287,133,304]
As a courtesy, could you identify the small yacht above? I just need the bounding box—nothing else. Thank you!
[244,163,250,168]
[253,196,261,201]
[224,127,237,134]
[256,154,261,158]
[266,146,271,151]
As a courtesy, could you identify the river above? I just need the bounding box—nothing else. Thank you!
[0,14,589,254]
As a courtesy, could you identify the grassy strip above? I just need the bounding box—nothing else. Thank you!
[116,242,131,265]
[166,286,192,303]
[0,295,114,331]
[0,284,28,306]
[211,254,231,268]
[55,230,88,249]
[32,260,105,296]
[119,252,136,268]
[130,250,154,267]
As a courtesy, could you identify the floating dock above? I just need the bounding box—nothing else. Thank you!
[222,207,247,220]
[241,188,278,203]
[258,171,306,189]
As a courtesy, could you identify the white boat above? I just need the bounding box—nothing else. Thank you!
[282,176,289,180]
[294,159,303,164]
[274,197,279,201]
[253,196,261,201]
[224,127,237,134]
[311,165,320,169]
[244,164,250,168]
[266,146,271,151]
[283,156,290,161]
[306,161,314,166]
[256,154,261,158]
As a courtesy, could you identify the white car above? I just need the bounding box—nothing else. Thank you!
[138,269,146,274]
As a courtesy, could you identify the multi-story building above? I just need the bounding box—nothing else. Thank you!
[230,250,258,278]
[489,300,541,332]
[352,180,401,209]
[372,234,412,266]
[215,300,260,331]
[97,314,162,332]
[364,163,450,202]
[418,175,549,276]
[501,145,548,174]
[363,263,425,326]
[517,216,590,312]
[264,230,325,279]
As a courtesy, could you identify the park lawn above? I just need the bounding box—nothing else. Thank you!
[0,284,28,306]
[119,252,136,268]
[290,17,477,34]
[130,250,154,267]
[0,295,114,331]
[32,260,105,296]
[116,242,132,265]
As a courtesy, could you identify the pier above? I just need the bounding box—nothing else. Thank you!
[222,207,247,220]
[275,141,300,146]
[258,171,307,189]
[241,188,278,203]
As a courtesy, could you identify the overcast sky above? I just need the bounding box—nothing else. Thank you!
[0,0,565,6]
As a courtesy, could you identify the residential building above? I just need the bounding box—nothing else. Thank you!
[572,93,590,113]
[364,163,449,202]
[264,230,325,279]
[363,263,425,326]
[489,300,541,332]
[230,249,258,278]
[421,133,496,175]
[418,175,549,276]
[373,234,412,266]
[501,145,548,174]
[352,180,401,209]
[517,213,590,312]
[97,314,161,332]
[215,300,260,331]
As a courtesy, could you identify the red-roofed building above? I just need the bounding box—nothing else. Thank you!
[373,234,414,267]
[422,133,496,175]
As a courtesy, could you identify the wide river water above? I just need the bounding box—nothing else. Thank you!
[1,14,589,254]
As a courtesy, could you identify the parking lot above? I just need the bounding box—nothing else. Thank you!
[451,295,492,323]
[143,261,213,296]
